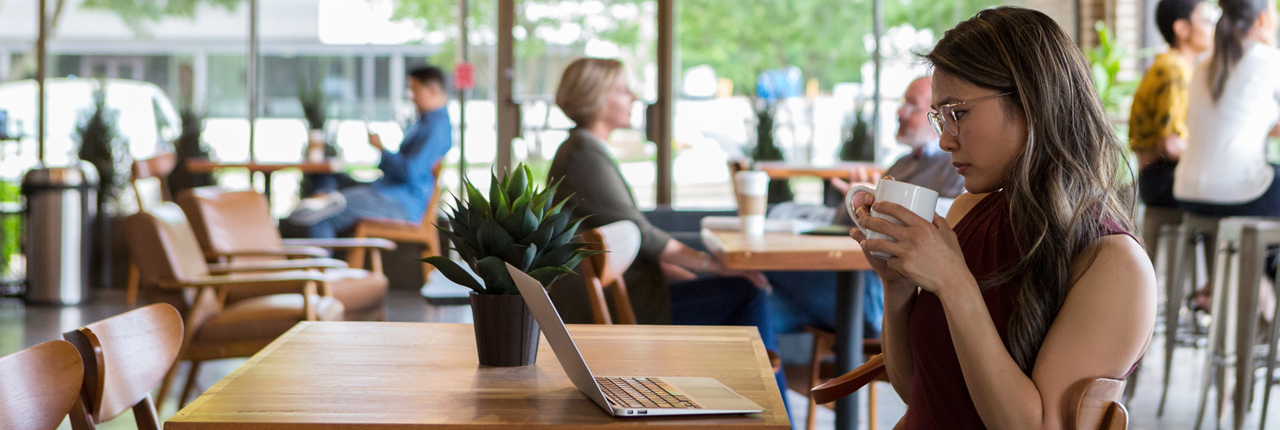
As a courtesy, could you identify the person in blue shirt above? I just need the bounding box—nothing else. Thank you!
[288,66,453,238]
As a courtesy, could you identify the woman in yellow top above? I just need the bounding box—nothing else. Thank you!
[1128,0,1214,259]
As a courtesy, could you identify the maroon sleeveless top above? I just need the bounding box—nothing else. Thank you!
[902,191,1132,429]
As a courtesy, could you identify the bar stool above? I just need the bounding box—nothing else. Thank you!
[1160,213,1225,415]
[1193,217,1280,430]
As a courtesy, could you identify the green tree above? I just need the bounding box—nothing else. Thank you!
[78,0,243,37]
[394,0,1001,94]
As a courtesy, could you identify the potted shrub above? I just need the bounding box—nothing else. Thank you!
[748,101,793,204]
[168,108,215,198]
[425,164,599,367]
[297,73,334,163]
[74,82,130,290]
[839,102,875,162]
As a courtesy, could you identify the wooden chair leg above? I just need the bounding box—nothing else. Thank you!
[178,360,203,409]
[132,395,161,430]
[155,358,181,413]
[869,382,878,430]
[125,265,140,308]
[421,247,436,282]
[69,396,95,430]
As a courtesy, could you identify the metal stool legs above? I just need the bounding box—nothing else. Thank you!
[1163,215,1219,416]
[1194,219,1235,429]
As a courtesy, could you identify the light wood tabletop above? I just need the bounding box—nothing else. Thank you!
[165,322,789,429]
[753,162,880,181]
[701,228,871,272]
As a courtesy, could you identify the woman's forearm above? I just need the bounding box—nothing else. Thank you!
[882,286,918,401]
[659,239,714,272]
[940,281,1047,430]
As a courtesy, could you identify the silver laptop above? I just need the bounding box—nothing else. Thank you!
[505,263,765,417]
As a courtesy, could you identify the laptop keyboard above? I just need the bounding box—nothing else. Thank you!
[597,377,701,409]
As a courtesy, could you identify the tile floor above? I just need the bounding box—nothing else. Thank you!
[0,288,1272,429]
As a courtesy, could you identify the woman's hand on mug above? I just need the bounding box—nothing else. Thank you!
[857,201,975,298]
[850,205,914,293]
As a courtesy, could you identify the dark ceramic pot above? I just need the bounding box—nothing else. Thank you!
[470,292,539,367]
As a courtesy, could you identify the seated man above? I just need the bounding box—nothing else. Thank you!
[288,66,453,238]
[769,75,964,338]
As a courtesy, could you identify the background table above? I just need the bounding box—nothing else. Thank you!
[186,159,342,205]
[753,162,882,206]
[166,322,789,429]
[702,228,871,430]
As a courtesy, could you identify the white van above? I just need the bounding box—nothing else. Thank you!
[0,78,181,178]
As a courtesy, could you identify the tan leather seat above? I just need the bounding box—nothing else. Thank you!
[124,203,343,410]
[177,187,391,321]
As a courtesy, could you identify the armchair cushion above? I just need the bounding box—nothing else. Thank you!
[195,294,344,344]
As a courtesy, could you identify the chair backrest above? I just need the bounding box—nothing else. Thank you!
[63,303,183,430]
[176,187,284,258]
[124,202,213,287]
[131,152,177,212]
[579,220,642,324]
[1074,378,1128,430]
[422,161,444,226]
[0,340,84,430]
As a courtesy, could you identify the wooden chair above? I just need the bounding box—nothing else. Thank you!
[0,340,84,430]
[123,202,346,411]
[126,152,178,307]
[811,355,1130,429]
[579,220,642,325]
[62,303,183,430]
[131,152,177,211]
[347,161,444,278]
[177,187,395,321]
[800,328,886,430]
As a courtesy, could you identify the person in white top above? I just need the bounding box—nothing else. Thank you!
[1175,0,1280,313]
[1175,0,1280,215]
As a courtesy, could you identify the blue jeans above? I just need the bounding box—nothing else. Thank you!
[305,185,411,238]
[766,271,884,338]
[668,277,789,417]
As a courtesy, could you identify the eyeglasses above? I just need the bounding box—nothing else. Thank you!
[927,92,1013,136]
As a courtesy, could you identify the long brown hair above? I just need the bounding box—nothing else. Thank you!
[1209,0,1270,101]
[925,7,1136,375]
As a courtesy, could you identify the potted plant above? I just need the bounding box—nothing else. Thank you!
[747,100,793,204]
[168,108,215,198]
[297,73,334,163]
[839,102,875,162]
[74,81,130,290]
[425,164,600,367]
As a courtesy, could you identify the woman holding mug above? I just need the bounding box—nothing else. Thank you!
[848,7,1155,428]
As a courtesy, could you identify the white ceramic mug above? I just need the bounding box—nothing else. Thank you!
[845,179,939,259]
[734,171,769,236]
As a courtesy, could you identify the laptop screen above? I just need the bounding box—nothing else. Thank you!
[504,263,613,411]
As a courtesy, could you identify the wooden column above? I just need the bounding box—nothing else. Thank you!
[655,0,674,206]
[495,0,516,175]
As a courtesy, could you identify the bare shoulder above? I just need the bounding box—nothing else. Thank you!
[944,192,987,226]
[1069,234,1155,297]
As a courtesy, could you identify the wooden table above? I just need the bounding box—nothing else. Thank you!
[753,162,880,181]
[754,162,882,206]
[702,228,871,430]
[186,159,343,205]
[166,322,789,429]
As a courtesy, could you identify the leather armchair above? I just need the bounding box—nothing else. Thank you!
[123,203,345,410]
[177,187,395,321]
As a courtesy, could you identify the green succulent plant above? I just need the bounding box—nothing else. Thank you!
[424,164,600,295]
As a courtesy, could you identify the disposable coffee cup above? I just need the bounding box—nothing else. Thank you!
[845,179,939,259]
[734,171,769,236]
